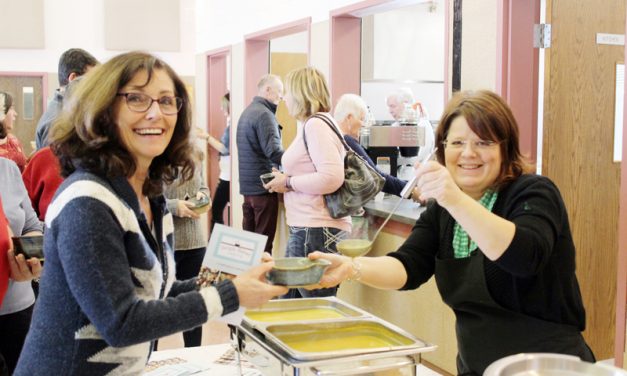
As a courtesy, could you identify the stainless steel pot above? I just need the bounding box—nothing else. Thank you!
[484,353,627,376]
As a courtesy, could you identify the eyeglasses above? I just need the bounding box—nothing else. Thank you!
[116,92,183,115]
[442,139,501,150]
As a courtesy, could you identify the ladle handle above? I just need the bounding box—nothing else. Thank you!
[371,147,438,244]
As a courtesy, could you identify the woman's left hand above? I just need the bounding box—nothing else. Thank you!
[264,168,289,193]
[415,161,463,208]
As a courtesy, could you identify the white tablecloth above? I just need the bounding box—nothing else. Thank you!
[147,343,261,376]
[148,344,443,376]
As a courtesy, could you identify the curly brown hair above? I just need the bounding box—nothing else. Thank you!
[51,51,195,197]
[435,90,534,191]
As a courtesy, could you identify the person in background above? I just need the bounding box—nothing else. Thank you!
[334,94,407,196]
[0,92,27,172]
[311,90,594,375]
[15,51,286,375]
[35,48,98,150]
[0,197,8,376]
[21,147,63,222]
[264,67,349,299]
[164,146,210,348]
[23,74,85,222]
[0,158,43,374]
[385,87,435,180]
[385,87,415,123]
[236,75,284,254]
[207,92,231,231]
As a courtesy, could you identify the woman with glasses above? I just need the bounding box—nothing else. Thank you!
[310,90,594,375]
[15,51,286,376]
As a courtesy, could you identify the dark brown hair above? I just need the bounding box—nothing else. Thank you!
[51,51,194,197]
[435,90,533,191]
[0,92,13,139]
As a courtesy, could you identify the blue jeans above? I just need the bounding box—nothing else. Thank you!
[283,226,347,298]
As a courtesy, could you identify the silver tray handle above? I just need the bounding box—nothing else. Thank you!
[310,356,415,376]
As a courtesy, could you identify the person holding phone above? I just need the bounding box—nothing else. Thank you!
[15,52,287,376]
[0,157,43,374]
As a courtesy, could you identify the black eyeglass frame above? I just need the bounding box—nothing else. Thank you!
[116,92,184,115]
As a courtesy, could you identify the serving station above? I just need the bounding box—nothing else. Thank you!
[235,297,436,375]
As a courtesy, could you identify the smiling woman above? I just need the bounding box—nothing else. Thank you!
[310,90,595,375]
[14,51,287,376]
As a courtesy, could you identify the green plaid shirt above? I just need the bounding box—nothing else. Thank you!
[452,190,498,258]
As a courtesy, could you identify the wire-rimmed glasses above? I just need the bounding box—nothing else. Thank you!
[116,92,183,115]
[442,139,501,150]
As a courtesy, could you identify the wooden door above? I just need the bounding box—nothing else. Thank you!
[543,0,625,359]
[0,75,44,157]
[270,52,308,149]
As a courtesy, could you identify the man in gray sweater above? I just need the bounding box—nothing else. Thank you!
[236,74,284,254]
[35,48,98,150]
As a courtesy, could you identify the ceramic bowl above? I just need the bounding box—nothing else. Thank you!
[266,257,331,287]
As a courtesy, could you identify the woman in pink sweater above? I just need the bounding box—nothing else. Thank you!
[265,67,350,298]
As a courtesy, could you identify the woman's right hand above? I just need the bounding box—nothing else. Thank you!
[231,262,288,309]
[8,250,42,282]
[308,251,354,288]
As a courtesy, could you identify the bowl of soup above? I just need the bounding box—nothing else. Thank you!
[266,257,331,287]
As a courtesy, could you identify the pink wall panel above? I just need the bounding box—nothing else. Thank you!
[205,48,230,226]
[330,16,361,105]
[244,40,270,104]
[496,0,540,162]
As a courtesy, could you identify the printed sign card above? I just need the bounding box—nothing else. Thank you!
[203,224,267,275]
[202,224,268,325]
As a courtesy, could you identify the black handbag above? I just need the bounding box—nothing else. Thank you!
[302,113,385,219]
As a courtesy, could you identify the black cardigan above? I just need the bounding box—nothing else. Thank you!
[388,174,587,330]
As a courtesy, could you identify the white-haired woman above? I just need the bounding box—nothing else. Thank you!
[334,93,407,196]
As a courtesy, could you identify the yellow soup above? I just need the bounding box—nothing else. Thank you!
[282,334,394,352]
[246,308,345,322]
[336,239,372,258]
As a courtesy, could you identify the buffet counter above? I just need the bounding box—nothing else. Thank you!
[340,194,458,374]
[363,194,425,225]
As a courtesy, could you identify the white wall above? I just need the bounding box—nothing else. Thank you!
[0,0,197,84]
[194,0,364,53]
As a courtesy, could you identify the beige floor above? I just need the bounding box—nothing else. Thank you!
[157,320,231,350]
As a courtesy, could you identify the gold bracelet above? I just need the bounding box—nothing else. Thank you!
[348,259,362,281]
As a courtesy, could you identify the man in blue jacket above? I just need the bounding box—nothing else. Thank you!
[236,74,284,254]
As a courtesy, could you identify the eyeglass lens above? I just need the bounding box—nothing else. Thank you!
[122,93,183,114]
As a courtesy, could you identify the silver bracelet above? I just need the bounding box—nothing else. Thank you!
[347,259,362,281]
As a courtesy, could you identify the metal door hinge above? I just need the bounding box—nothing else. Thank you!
[534,23,551,48]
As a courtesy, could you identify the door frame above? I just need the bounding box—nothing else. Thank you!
[205,46,231,230]
[495,0,541,163]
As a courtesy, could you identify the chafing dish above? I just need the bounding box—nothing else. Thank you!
[237,297,436,375]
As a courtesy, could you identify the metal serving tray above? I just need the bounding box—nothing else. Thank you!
[236,323,435,375]
[243,297,368,328]
[257,318,432,361]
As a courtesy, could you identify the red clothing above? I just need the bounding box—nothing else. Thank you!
[0,134,27,172]
[0,196,10,305]
[21,147,64,221]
